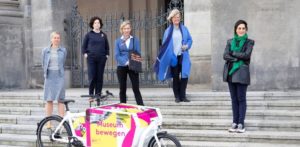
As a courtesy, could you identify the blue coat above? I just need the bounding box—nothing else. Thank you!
[154,23,193,81]
[42,46,67,78]
[114,36,141,67]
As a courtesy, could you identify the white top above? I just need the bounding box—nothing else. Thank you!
[172,26,182,56]
[121,35,133,49]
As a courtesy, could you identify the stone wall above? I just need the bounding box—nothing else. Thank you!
[187,0,300,90]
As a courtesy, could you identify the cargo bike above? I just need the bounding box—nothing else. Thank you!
[36,91,181,147]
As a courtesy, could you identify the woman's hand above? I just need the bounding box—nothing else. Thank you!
[84,53,88,58]
[181,44,188,51]
[130,53,142,62]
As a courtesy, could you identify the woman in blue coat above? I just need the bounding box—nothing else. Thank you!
[114,20,144,105]
[154,9,193,103]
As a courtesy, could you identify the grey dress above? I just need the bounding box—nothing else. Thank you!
[42,46,67,101]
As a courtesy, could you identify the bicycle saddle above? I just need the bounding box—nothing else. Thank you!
[60,99,75,104]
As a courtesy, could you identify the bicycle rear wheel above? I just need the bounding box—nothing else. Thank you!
[36,115,72,147]
[148,132,181,147]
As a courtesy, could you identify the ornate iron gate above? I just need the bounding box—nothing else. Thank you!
[67,0,183,87]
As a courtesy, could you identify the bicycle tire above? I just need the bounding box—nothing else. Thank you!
[36,115,72,147]
[148,132,182,147]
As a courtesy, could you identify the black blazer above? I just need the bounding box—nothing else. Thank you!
[223,38,255,85]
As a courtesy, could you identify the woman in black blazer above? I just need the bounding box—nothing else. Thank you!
[223,20,254,133]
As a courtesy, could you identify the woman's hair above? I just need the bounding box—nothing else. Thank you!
[234,20,248,34]
[119,20,131,34]
[89,16,103,29]
[50,31,60,46]
[167,9,181,23]
[50,31,60,39]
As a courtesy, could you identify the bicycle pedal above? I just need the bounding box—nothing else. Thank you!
[71,137,84,147]
[54,133,62,139]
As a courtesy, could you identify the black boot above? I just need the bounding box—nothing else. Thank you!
[182,98,190,102]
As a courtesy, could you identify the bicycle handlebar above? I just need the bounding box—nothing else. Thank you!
[81,90,114,107]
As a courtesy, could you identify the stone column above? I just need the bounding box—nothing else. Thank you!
[184,0,212,85]
[0,0,26,88]
[30,0,73,88]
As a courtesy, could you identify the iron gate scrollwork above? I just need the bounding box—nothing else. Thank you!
[67,0,184,87]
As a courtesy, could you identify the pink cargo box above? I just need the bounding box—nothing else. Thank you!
[85,103,159,147]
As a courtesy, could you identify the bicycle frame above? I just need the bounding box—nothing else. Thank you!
[51,111,86,145]
[49,103,163,147]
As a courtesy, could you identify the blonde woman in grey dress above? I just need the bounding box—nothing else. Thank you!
[42,32,67,118]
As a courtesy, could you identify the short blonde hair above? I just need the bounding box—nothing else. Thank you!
[50,31,60,39]
[119,20,131,34]
[167,9,181,22]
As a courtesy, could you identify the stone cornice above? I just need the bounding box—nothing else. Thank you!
[0,0,20,9]
[190,55,211,61]
[0,9,23,17]
[0,0,22,17]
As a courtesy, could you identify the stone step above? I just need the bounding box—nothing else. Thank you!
[1,90,300,146]
[1,134,299,147]
[1,90,300,100]
[1,99,300,110]
[0,145,22,147]
[166,129,300,144]
[1,124,300,146]
[0,134,36,147]
[162,109,300,120]
[1,107,300,121]
[1,94,300,101]
[179,141,300,147]
[163,118,300,132]
[1,115,300,133]
[0,124,36,135]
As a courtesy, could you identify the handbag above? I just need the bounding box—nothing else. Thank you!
[128,38,142,73]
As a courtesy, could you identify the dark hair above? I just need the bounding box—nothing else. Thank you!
[234,20,248,34]
[89,16,103,29]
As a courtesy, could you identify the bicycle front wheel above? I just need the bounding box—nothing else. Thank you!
[148,132,182,147]
[36,115,72,147]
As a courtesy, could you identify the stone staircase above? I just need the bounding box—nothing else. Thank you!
[0,89,300,147]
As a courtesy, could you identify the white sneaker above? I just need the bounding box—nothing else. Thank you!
[228,123,237,132]
[237,124,246,133]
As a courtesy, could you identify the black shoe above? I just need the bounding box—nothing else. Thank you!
[54,133,62,139]
[182,98,190,102]
[175,99,181,103]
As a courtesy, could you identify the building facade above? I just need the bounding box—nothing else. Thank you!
[0,0,299,91]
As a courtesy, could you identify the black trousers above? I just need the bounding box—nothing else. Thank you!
[228,82,248,126]
[87,56,107,95]
[171,55,188,101]
[117,66,144,105]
